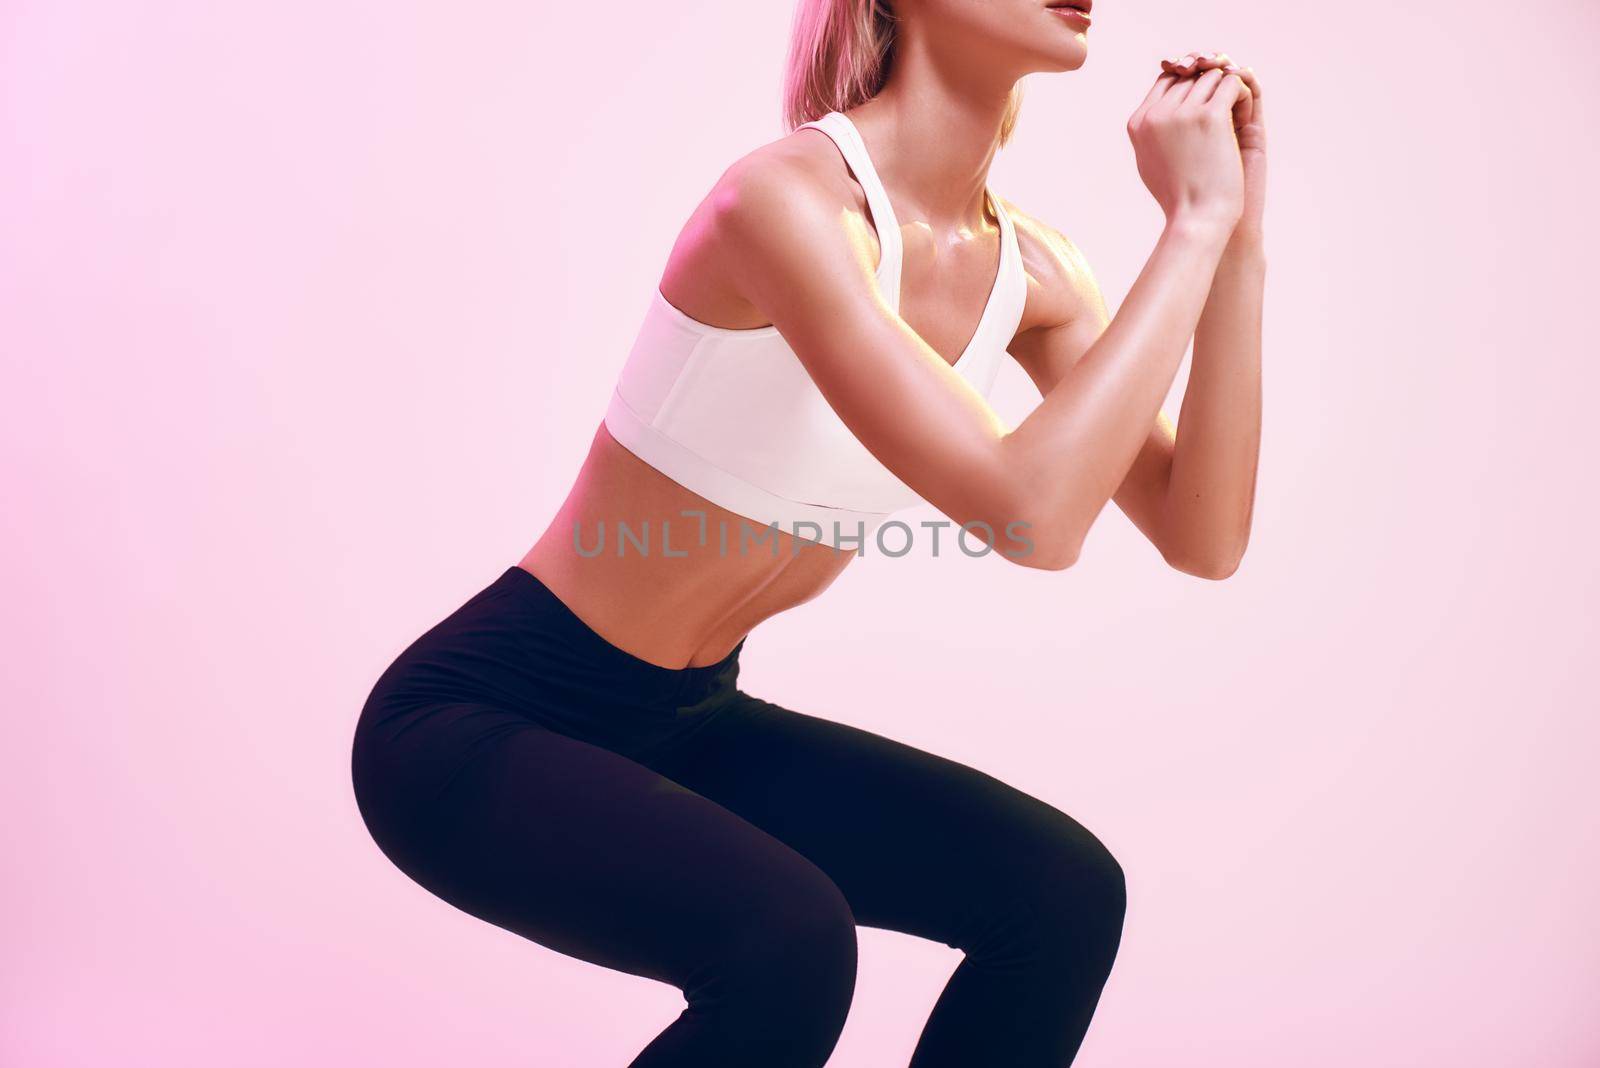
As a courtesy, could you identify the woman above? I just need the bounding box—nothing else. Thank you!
[352,0,1265,1064]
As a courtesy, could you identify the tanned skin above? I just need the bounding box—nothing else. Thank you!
[523,5,1265,670]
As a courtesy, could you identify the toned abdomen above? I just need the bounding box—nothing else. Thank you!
[520,421,854,670]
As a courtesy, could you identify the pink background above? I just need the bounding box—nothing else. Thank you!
[5,1,1598,1065]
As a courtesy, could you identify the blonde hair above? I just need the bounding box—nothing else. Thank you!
[782,0,1024,146]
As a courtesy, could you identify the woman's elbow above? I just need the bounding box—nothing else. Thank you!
[967,469,1089,571]
[1162,541,1247,581]
[1016,539,1081,571]
[992,507,1087,571]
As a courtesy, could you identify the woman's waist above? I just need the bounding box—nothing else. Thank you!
[361,562,757,728]
[521,427,855,671]
[518,535,848,673]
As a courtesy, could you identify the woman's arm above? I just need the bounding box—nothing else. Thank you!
[1147,55,1267,578]
[1163,224,1264,577]
[1010,226,1263,579]
[706,68,1252,570]
[1020,55,1264,579]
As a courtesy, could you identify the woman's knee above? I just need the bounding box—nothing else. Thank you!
[1024,821,1127,968]
[734,867,857,999]
[691,861,858,1058]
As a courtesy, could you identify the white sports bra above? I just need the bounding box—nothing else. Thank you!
[603,110,1028,548]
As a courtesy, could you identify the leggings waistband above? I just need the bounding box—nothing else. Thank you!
[491,565,746,708]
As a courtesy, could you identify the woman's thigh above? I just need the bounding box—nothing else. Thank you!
[354,710,855,989]
[641,692,1124,947]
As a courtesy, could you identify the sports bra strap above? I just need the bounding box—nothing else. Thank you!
[795,112,905,312]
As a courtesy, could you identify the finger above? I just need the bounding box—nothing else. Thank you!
[1181,67,1227,108]
[1132,71,1181,124]
[1204,71,1249,117]
[1232,65,1265,125]
[1230,65,1263,100]
[1220,66,1255,126]
[1159,72,1205,108]
[1161,51,1202,76]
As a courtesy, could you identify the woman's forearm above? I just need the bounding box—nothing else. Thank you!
[1000,213,1234,567]
[1159,230,1264,576]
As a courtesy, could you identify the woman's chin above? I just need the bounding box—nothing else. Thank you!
[1039,42,1089,73]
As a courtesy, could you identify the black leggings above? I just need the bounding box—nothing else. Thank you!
[351,566,1125,1067]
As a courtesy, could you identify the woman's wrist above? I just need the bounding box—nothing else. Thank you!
[1160,210,1237,256]
[1225,223,1266,260]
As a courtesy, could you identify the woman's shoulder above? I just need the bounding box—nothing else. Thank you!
[995,197,1106,336]
[656,126,876,329]
[705,125,874,239]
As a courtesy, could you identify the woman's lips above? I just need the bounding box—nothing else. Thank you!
[1046,3,1092,30]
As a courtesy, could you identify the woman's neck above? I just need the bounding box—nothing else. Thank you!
[847,50,1017,231]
